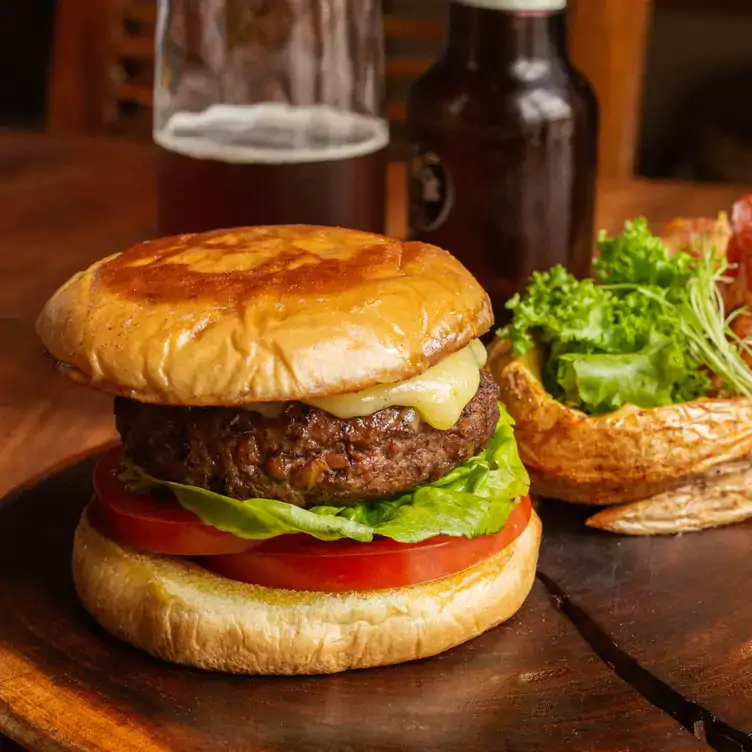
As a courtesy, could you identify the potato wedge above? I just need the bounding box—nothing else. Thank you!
[586,459,752,535]
[488,336,752,505]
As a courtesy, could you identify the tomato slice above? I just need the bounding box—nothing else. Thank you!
[91,448,254,555]
[92,447,532,592]
[201,497,532,592]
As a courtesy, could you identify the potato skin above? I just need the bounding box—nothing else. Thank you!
[488,336,752,505]
[586,460,752,534]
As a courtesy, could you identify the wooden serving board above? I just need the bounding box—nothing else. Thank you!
[0,452,706,752]
[538,501,752,749]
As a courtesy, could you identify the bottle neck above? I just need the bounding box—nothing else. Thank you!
[444,2,567,70]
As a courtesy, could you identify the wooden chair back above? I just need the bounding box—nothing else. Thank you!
[47,0,652,178]
[47,0,155,137]
[383,0,445,148]
[568,0,653,179]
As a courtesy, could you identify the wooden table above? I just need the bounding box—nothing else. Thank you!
[1,131,750,752]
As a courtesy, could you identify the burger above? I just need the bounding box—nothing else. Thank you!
[488,210,752,536]
[36,225,539,675]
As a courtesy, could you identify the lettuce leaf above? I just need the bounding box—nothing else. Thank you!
[503,218,729,414]
[123,405,530,544]
[554,335,689,413]
[594,218,694,290]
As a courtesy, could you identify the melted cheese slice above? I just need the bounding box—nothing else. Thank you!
[304,340,487,430]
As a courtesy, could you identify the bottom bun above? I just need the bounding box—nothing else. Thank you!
[72,508,542,675]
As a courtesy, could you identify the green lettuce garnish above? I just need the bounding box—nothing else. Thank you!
[122,405,529,544]
[503,218,752,415]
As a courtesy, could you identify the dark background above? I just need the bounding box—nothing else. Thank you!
[0,0,56,129]
[2,0,752,182]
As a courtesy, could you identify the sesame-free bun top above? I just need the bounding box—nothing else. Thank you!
[37,225,492,405]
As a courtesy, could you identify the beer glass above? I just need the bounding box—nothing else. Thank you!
[154,0,388,236]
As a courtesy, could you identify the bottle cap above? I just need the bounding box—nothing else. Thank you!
[455,0,566,10]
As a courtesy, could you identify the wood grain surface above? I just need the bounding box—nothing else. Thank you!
[1,131,750,751]
[538,501,752,748]
[0,454,705,752]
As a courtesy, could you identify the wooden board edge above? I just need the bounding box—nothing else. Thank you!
[0,442,118,511]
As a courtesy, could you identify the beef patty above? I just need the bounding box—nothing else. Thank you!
[115,371,500,508]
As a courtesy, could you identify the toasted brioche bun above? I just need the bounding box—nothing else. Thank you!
[72,507,541,675]
[37,226,492,406]
[488,336,752,505]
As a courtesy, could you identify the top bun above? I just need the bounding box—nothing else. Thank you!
[37,225,492,405]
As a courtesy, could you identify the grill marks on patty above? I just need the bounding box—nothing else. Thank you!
[114,371,500,509]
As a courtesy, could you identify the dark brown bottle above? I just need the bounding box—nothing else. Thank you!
[407,0,598,325]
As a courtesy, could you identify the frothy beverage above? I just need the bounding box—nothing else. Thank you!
[156,104,389,235]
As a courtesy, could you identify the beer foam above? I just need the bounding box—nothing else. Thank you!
[155,104,389,164]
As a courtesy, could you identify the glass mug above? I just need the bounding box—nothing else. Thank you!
[154,0,388,235]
